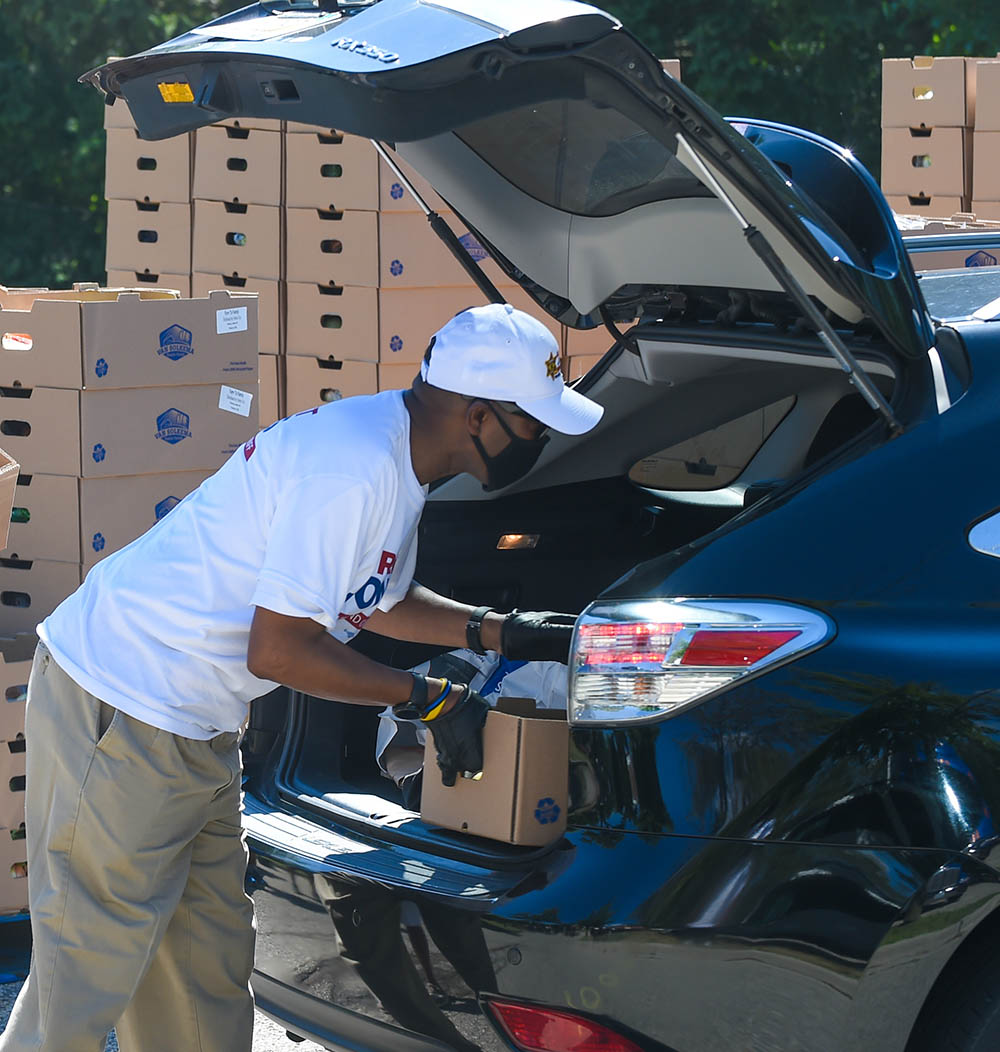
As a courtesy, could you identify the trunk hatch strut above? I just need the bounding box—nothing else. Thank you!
[677,133,903,437]
[372,140,506,306]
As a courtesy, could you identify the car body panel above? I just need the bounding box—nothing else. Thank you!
[85,0,932,356]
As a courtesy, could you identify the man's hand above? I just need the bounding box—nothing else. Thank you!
[425,686,490,786]
[500,611,577,663]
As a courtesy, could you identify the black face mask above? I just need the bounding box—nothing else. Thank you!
[472,404,549,492]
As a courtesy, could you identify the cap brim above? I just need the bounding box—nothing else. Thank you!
[516,384,604,436]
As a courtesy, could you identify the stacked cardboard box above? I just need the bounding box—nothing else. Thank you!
[0,634,36,916]
[0,285,258,635]
[881,56,984,216]
[972,61,1000,220]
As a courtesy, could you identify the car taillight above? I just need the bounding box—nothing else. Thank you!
[486,999,644,1052]
[569,599,833,724]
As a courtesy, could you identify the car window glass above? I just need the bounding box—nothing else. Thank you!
[628,396,796,490]
[455,98,712,217]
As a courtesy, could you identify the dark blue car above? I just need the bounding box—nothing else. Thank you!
[90,2,1000,1049]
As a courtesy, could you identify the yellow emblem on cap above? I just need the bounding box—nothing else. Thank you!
[157,82,195,103]
[545,352,561,380]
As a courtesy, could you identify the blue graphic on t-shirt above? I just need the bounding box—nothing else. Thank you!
[155,408,191,445]
[534,798,561,825]
[158,324,194,361]
[480,658,528,698]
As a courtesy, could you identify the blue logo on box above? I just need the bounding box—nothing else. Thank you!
[158,324,194,362]
[154,496,181,520]
[390,181,405,200]
[534,797,561,825]
[155,408,191,445]
[92,443,106,463]
[95,358,109,378]
[966,250,998,268]
[390,335,403,353]
[91,532,105,553]
[458,233,488,262]
[389,259,404,277]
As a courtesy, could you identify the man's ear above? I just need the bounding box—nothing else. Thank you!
[465,399,490,436]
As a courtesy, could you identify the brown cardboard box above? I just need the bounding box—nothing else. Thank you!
[192,200,281,280]
[105,128,192,204]
[106,270,192,297]
[285,132,380,211]
[0,289,257,390]
[0,384,257,477]
[285,283,379,361]
[260,354,281,427]
[660,58,682,80]
[976,62,1000,131]
[106,200,192,276]
[284,356,377,414]
[193,126,283,206]
[213,116,282,133]
[0,635,35,745]
[377,361,419,391]
[377,154,447,213]
[563,322,615,360]
[6,471,213,565]
[284,208,379,286]
[192,273,279,355]
[886,193,968,215]
[0,449,18,553]
[0,741,25,817]
[420,699,569,846]
[971,200,1000,221]
[103,96,136,131]
[881,127,971,198]
[0,558,81,636]
[882,56,979,128]
[0,825,28,914]
[564,355,604,382]
[908,246,1000,270]
[973,131,1000,200]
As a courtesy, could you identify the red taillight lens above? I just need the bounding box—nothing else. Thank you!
[679,628,801,666]
[578,621,682,665]
[487,999,644,1052]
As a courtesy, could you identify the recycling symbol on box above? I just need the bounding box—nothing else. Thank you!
[91,532,105,553]
[390,182,405,200]
[389,259,404,277]
[390,335,403,353]
[95,358,109,378]
[92,443,107,463]
[534,797,561,825]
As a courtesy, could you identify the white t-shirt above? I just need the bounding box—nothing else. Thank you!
[39,390,427,740]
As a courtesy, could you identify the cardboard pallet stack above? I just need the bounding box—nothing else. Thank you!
[972,61,1000,220]
[881,56,986,216]
[0,284,259,638]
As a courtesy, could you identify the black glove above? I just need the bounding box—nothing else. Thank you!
[500,611,577,663]
[425,686,490,787]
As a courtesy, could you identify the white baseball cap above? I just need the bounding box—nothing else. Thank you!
[419,303,604,435]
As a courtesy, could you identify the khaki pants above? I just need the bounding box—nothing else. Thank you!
[0,643,255,1052]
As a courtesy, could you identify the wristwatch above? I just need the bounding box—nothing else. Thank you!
[392,674,452,722]
[465,606,495,655]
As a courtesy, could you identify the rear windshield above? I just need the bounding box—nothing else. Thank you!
[456,98,712,217]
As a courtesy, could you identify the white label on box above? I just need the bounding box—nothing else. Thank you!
[216,307,248,335]
[219,386,253,417]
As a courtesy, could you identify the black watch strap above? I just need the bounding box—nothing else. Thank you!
[392,673,429,721]
[465,606,495,655]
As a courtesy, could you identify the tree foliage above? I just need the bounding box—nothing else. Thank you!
[1,0,996,287]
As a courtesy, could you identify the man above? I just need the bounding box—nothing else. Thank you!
[0,303,603,1052]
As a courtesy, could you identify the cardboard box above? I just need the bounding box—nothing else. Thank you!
[260,354,281,427]
[0,741,24,813]
[284,208,380,286]
[103,96,136,131]
[973,131,1000,200]
[378,154,447,213]
[106,269,192,297]
[881,56,979,128]
[285,283,379,361]
[377,361,419,391]
[976,62,1000,131]
[564,354,604,381]
[0,635,35,745]
[420,699,569,846]
[564,321,614,360]
[192,273,279,355]
[0,449,18,553]
[881,127,971,198]
[105,128,192,204]
[193,126,282,206]
[0,384,256,477]
[284,356,377,414]
[0,289,257,390]
[971,200,1000,221]
[105,200,192,276]
[0,558,81,636]
[192,200,281,281]
[213,116,282,133]
[660,58,682,80]
[886,194,968,215]
[0,825,29,913]
[6,471,212,566]
[285,132,380,211]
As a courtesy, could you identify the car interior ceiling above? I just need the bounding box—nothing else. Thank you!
[249,335,890,841]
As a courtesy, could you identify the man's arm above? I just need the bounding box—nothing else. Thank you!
[247,606,416,706]
[363,582,505,652]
